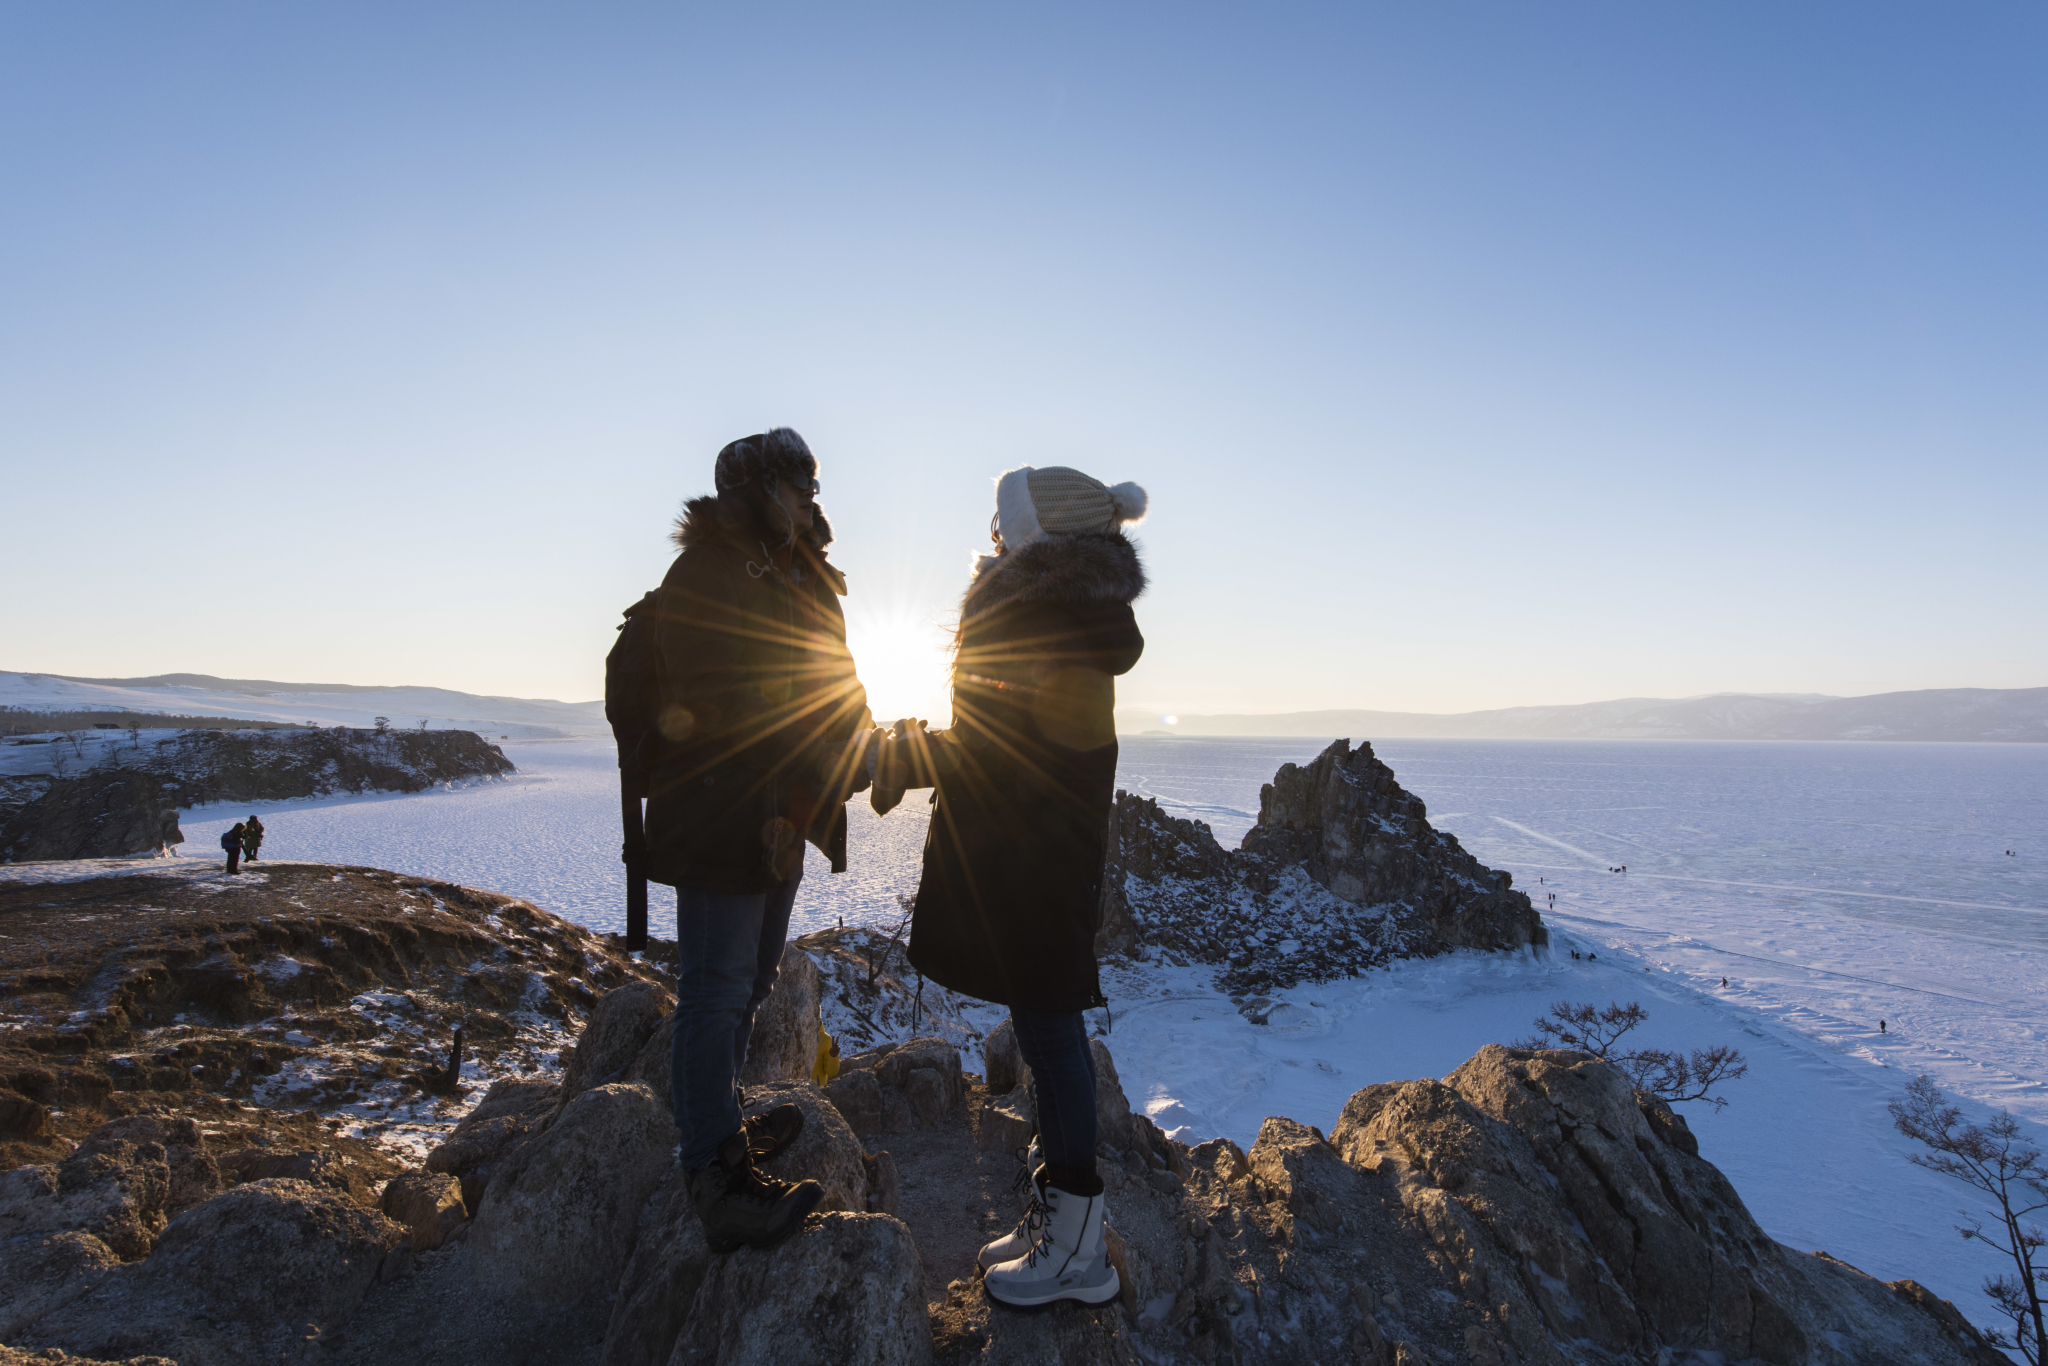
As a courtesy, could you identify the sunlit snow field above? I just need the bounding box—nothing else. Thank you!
[166,735,2048,1335]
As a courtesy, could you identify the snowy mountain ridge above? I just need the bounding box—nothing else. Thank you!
[1125,684,2048,742]
[0,671,607,739]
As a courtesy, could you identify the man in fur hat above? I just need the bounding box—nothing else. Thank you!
[641,427,875,1251]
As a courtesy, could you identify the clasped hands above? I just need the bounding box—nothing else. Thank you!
[866,717,945,817]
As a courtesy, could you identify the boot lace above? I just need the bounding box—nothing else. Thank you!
[1008,1146,1049,1246]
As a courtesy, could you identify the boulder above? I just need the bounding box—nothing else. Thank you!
[981,1017,1021,1094]
[564,981,675,1104]
[666,1212,933,1366]
[1330,1045,2010,1366]
[424,1074,561,1212]
[0,1230,121,1340]
[747,1081,868,1214]
[1089,1038,1136,1152]
[603,1173,713,1366]
[737,946,822,1087]
[929,1275,1146,1364]
[466,1081,673,1306]
[379,1171,467,1252]
[625,1013,676,1118]
[19,1178,403,1366]
[0,1112,219,1261]
[823,1066,888,1136]
[877,1037,965,1123]
[862,1148,901,1216]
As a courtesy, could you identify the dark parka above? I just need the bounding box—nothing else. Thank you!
[907,531,1145,1013]
[641,492,871,895]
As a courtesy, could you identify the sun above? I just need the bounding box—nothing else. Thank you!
[844,606,955,730]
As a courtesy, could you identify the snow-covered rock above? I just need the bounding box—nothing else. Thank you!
[1104,738,1545,993]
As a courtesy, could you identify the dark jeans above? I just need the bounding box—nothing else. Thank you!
[1011,1006,1098,1172]
[671,869,802,1170]
[224,847,240,874]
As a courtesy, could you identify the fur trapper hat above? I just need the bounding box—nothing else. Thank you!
[994,466,1148,551]
[714,427,816,497]
[705,426,832,549]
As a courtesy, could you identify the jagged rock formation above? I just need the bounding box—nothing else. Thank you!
[1,867,2004,1366]
[1102,738,1546,993]
[0,769,183,861]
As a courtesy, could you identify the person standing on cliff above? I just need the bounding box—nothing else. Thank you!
[875,464,1148,1308]
[221,822,244,875]
[640,427,876,1253]
[242,816,264,862]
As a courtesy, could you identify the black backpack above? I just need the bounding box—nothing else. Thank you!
[604,590,663,950]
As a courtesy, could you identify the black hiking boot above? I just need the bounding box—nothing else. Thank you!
[689,1129,822,1253]
[743,1103,805,1163]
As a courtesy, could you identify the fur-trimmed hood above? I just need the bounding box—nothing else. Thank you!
[671,491,836,557]
[961,530,1145,619]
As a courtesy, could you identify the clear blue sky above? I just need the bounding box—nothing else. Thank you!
[3,3,2042,723]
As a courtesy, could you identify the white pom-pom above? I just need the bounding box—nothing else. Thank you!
[1107,481,1149,524]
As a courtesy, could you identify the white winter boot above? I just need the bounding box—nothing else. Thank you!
[977,1144,1046,1270]
[982,1178,1120,1308]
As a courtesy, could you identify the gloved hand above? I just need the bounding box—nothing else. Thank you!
[870,718,938,817]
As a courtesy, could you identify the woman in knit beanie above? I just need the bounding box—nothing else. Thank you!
[879,464,1148,1308]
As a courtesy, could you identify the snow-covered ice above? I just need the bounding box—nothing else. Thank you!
[156,733,2048,1340]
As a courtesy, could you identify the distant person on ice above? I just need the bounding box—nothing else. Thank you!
[221,822,244,875]
[241,815,264,862]
[640,428,875,1253]
[874,464,1148,1308]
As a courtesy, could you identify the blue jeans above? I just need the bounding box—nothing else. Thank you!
[1010,1006,1097,1170]
[671,869,802,1170]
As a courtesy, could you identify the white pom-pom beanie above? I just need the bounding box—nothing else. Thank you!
[994,466,1148,551]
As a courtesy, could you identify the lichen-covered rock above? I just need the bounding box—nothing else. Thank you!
[667,1212,933,1366]
[565,981,675,1104]
[466,1081,673,1306]
[18,1178,403,1366]
[747,1080,867,1215]
[736,946,821,1088]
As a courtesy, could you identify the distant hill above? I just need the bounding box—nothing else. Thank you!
[1118,686,2048,743]
[0,671,607,739]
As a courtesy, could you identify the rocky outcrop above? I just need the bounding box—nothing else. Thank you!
[1105,738,1546,993]
[2,870,2001,1366]
[0,862,665,1175]
[14,1178,404,1366]
[678,1213,934,1365]
[140,726,516,808]
[0,770,182,862]
[467,1082,674,1306]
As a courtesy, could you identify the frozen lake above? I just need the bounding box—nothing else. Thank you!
[169,734,2048,1340]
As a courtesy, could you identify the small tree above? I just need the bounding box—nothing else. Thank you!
[1518,999,1748,1109]
[1891,1074,2048,1361]
[418,717,430,732]
[373,716,390,734]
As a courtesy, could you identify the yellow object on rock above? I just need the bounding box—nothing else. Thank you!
[812,1026,841,1084]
